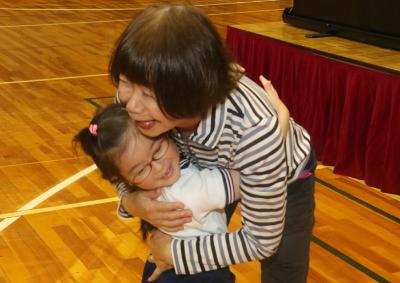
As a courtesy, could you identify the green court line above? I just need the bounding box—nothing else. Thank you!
[311,236,390,283]
[314,177,398,282]
[315,177,400,224]
[84,96,115,108]
[84,98,101,108]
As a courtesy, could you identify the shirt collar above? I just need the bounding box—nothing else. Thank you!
[188,101,227,149]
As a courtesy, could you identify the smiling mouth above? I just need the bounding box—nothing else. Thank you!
[136,120,155,130]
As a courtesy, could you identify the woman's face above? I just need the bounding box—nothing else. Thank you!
[117,74,201,137]
[117,134,181,190]
[117,75,177,137]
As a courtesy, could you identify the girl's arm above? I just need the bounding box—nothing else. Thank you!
[229,170,241,200]
[259,75,290,139]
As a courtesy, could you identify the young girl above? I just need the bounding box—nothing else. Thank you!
[73,103,241,282]
[110,4,316,283]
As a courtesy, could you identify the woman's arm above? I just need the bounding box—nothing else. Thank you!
[150,118,287,275]
[149,78,290,275]
[174,118,287,274]
[147,167,240,281]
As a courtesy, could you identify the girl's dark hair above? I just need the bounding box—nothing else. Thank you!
[73,104,134,183]
[109,4,240,118]
[73,104,155,240]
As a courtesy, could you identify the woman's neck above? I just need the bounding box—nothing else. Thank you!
[176,116,201,138]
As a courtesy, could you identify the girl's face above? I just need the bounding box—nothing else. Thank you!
[117,133,181,190]
[117,74,200,137]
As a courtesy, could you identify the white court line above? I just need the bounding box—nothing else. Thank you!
[0,164,97,232]
[0,157,84,168]
[0,0,280,11]
[0,19,130,28]
[0,8,283,29]
[195,0,280,7]
[209,8,283,16]
[0,197,118,219]
[0,73,107,85]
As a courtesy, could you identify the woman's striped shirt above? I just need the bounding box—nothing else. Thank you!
[168,76,311,274]
[116,75,311,274]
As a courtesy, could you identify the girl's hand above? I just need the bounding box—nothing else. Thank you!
[259,75,290,138]
[232,63,246,73]
[148,230,174,281]
[259,75,278,102]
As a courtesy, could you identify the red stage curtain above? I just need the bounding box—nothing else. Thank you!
[227,26,400,194]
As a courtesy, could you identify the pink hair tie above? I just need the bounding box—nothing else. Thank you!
[88,124,98,136]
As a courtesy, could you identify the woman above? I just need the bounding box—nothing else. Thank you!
[110,4,315,283]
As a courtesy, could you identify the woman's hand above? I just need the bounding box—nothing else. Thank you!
[122,190,192,231]
[147,230,174,281]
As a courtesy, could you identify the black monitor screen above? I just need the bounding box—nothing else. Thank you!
[291,0,399,37]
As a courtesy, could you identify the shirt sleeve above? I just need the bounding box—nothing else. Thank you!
[179,167,236,215]
[171,117,287,274]
[114,181,133,219]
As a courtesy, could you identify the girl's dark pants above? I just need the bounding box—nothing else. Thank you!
[225,149,316,283]
[141,262,235,283]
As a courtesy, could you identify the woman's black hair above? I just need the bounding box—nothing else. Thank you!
[109,4,240,118]
[73,104,155,240]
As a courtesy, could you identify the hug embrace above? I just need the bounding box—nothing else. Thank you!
[75,4,316,283]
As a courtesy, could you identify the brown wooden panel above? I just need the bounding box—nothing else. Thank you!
[0,1,398,282]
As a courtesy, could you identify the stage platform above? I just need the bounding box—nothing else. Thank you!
[226,22,400,195]
[229,21,400,73]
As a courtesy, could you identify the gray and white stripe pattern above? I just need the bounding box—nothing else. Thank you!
[170,76,311,274]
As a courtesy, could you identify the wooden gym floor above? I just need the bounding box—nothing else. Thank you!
[0,1,399,282]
